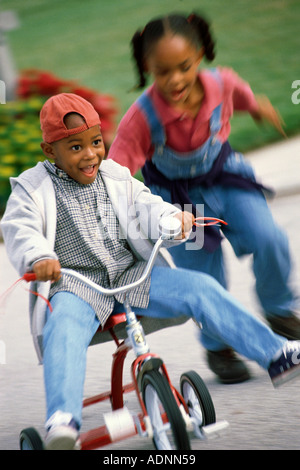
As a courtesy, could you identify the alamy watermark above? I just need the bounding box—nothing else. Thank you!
[291,80,300,105]
[0,80,5,104]
[96,200,205,250]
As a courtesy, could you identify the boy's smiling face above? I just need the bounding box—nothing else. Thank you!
[41,113,105,184]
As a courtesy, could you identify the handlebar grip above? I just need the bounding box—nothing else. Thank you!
[159,216,182,239]
[23,272,37,282]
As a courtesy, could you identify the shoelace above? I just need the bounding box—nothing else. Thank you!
[282,341,300,359]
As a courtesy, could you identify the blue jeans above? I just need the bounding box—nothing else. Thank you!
[150,183,297,350]
[43,266,286,427]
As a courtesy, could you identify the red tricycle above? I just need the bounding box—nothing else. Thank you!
[19,216,228,450]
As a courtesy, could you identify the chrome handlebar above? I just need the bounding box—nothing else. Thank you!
[60,215,182,297]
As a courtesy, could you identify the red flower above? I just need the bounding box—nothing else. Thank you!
[17,69,119,147]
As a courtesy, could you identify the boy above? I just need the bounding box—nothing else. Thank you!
[1,93,300,450]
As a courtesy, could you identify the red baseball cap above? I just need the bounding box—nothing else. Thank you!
[40,93,101,143]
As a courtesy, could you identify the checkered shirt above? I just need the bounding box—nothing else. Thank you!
[43,160,150,326]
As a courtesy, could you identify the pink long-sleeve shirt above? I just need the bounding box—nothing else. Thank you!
[108,67,259,175]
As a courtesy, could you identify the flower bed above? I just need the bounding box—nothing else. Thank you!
[0,69,118,214]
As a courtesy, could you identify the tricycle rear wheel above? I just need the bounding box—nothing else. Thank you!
[20,427,44,450]
[180,370,216,428]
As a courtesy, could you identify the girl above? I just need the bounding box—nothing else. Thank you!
[108,12,300,383]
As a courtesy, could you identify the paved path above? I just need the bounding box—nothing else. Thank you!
[0,136,300,450]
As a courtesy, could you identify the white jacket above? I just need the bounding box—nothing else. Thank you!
[1,159,185,362]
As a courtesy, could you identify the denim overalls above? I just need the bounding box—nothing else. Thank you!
[137,79,296,351]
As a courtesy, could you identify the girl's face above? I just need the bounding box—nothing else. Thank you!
[145,33,203,106]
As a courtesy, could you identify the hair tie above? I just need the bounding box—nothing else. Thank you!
[187,14,195,23]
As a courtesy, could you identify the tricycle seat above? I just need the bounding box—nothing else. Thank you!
[89,313,189,346]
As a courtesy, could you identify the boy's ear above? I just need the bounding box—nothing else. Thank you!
[40,142,56,160]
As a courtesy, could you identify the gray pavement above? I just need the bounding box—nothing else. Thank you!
[246,135,300,197]
[0,135,300,450]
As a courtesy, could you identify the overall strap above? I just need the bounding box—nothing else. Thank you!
[136,91,165,147]
[208,67,223,90]
[207,68,223,136]
[210,103,222,136]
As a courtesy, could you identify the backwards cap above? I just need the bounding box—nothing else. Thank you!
[40,93,101,143]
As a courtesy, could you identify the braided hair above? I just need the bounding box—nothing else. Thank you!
[131,12,216,89]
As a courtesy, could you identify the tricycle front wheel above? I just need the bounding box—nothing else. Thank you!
[141,369,190,450]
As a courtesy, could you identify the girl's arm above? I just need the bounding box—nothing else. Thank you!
[108,104,152,176]
[250,95,286,137]
[222,68,286,137]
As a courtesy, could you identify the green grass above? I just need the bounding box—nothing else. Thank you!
[1,0,300,153]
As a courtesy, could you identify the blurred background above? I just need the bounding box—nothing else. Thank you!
[0,0,299,213]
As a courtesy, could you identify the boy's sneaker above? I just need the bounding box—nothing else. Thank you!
[45,411,79,450]
[268,341,300,388]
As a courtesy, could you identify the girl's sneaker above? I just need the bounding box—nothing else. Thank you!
[45,411,79,450]
[268,341,300,387]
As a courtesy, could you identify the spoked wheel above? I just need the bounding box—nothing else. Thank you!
[141,369,190,450]
[180,370,216,431]
[20,427,44,450]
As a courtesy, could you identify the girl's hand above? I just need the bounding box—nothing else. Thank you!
[251,95,287,137]
[32,259,61,282]
[174,212,195,239]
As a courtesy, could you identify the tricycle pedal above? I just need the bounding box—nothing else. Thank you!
[201,420,229,439]
[103,407,136,442]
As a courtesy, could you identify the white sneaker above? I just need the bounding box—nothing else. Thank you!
[45,411,79,450]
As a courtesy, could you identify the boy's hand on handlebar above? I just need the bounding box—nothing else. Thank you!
[174,212,195,239]
[32,259,61,282]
